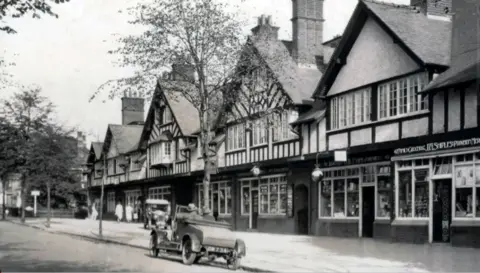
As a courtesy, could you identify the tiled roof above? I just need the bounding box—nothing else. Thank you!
[292,101,326,125]
[423,49,480,91]
[362,0,451,66]
[161,80,201,136]
[251,35,322,104]
[108,124,143,154]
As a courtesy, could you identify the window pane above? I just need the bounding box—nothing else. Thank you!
[476,187,480,217]
[399,79,408,114]
[333,179,345,217]
[455,165,475,187]
[389,82,398,116]
[226,187,232,214]
[455,188,473,217]
[219,189,226,214]
[269,184,278,214]
[279,184,287,214]
[260,182,269,214]
[242,187,250,214]
[320,181,332,217]
[346,178,359,217]
[414,169,429,218]
[398,171,412,217]
[433,157,452,175]
[377,166,392,218]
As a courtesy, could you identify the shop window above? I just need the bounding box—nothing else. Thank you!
[397,162,430,218]
[258,176,287,215]
[454,163,476,218]
[377,165,392,218]
[241,181,251,215]
[433,157,452,176]
[319,168,360,218]
[148,186,171,201]
[196,181,232,215]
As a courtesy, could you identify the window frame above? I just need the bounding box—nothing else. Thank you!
[330,87,372,130]
[196,181,232,216]
[272,110,297,142]
[452,153,480,220]
[148,186,171,201]
[252,117,268,147]
[378,73,429,120]
[227,123,246,151]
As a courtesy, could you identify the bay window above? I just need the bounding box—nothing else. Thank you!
[227,123,245,151]
[330,88,371,130]
[252,117,267,146]
[396,159,429,218]
[319,169,360,218]
[454,153,480,218]
[378,73,428,119]
[196,181,232,215]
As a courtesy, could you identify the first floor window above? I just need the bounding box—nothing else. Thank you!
[196,181,232,215]
[330,88,371,130]
[397,160,429,218]
[107,192,115,212]
[227,123,245,151]
[164,142,171,156]
[378,73,428,119]
[148,186,171,201]
[272,111,297,142]
[319,170,360,218]
[252,118,267,146]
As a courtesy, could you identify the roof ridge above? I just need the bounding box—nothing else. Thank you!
[362,0,422,13]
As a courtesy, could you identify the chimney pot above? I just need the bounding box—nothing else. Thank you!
[267,15,272,25]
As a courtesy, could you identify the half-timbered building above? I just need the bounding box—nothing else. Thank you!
[395,0,480,248]
[295,0,453,241]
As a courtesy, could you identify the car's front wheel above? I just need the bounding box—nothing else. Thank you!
[182,239,197,265]
[227,257,241,271]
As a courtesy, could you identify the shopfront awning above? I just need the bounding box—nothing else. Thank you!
[391,146,480,161]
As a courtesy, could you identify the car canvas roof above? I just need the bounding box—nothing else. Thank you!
[145,199,170,205]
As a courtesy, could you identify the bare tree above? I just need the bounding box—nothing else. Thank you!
[94,0,247,214]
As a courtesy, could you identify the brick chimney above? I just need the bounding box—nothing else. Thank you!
[411,0,452,20]
[450,0,480,63]
[291,0,325,66]
[121,91,145,125]
[251,15,279,40]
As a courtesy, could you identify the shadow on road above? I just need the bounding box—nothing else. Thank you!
[143,253,229,270]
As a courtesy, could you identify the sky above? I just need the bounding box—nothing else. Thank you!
[0,0,410,147]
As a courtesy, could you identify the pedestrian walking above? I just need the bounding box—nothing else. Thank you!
[125,204,133,223]
[91,201,98,220]
[115,202,123,222]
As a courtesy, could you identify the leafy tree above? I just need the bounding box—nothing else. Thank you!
[0,0,70,34]
[2,87,54,222]
[95,0,246,214]
[28,123,77,227]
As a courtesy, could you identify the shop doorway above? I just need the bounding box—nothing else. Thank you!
[175,181,194,206]
[433,179,452,243]
[362,186,375,238]
[294,184,309,235]
[250,189,259,230]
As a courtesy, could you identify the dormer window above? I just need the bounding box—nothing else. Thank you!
[162,107,172,124]
[164,142,171,156]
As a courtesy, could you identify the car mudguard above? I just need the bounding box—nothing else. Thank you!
[182,233,202,252]
[235,239,246,257]
[150,229,157,236]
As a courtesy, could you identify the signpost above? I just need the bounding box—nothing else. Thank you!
[31,190,40,217]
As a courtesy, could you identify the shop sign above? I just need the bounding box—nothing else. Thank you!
[394,137,480,155]
[319,155,391,168]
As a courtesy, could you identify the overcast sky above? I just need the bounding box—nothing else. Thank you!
[1,0,409,146]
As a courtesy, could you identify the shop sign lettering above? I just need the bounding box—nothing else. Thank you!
[319,155,390,168]
[394,138,480,155]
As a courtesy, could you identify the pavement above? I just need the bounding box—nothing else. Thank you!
[7,217,480,272]
[0,221,247,272]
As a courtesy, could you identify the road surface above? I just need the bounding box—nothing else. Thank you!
[0,221,245,272]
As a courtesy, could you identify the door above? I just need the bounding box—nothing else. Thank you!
[294,184,309,235]
[250,189,259,229]
[362,186,375,238]
[433,179,452,242]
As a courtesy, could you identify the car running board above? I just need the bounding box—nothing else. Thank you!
[159,242,181,251]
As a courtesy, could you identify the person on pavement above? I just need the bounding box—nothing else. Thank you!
[115,202,123,222]
[125,204,133,223]
[91,201,98,220]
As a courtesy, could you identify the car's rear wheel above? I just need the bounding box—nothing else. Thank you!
[194,256,202,264]
[150,235,159,257]
[182,239,197,265]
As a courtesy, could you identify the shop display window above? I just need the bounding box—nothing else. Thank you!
[319,169,360,218]
[377,165,392,218]
[196,181,232,215]
[320,180,332,217]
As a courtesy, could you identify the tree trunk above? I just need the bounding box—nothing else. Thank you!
[20,173,26,223]
[202,167,211,214]
[2,180,5,220]
[46,182,51,228]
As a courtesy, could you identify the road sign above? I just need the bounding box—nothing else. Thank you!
[31,190,40,196]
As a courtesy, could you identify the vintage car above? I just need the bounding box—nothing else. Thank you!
[149,204,246,270]
[144,199,171,229]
